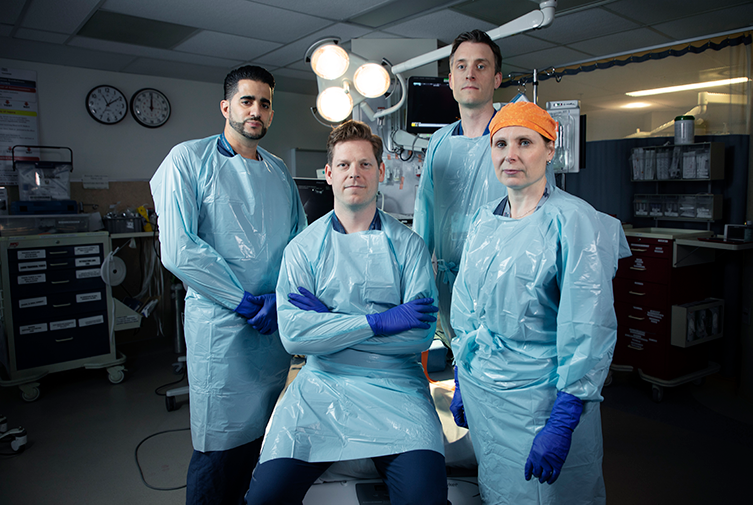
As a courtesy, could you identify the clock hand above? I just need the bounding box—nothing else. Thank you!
[150,93,154,111]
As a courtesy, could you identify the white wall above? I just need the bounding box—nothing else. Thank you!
[0,58,330,181]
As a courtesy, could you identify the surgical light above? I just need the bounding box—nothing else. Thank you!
[626,77,749,97]
[317,86,353,122]
[310,44,350,80]
[353,63,390,98]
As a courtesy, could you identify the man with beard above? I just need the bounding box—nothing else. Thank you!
[150,65,306,505]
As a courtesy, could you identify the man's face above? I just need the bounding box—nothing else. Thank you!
[449,41,502,110]
[325,139,385,212]
[221,79,274,141]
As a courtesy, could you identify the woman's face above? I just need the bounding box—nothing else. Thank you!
[491,126,554,191]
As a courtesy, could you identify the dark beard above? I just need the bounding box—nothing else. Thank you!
[230,117,267,141]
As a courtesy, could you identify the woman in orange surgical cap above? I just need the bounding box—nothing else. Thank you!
[449,102,630,504]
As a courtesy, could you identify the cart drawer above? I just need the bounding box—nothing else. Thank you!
[613,277,669,306]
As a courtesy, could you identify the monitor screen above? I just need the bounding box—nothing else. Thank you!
[405,76,459,134]
[294,178,333,224]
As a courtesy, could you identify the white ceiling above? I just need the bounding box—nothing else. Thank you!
[2,0,752,94]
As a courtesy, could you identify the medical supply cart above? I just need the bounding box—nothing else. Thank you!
[0,232,125,401]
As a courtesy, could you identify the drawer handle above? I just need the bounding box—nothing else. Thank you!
[55,338,74,343]
[627,345,643,351]
[50,262,68,266]
[53,303,71,308]
[630,245,649,251]
[49,251,68,255]
[628,291,646,296]
[628,315,645,321]
[51,280,70,285]
[630,266,646,271]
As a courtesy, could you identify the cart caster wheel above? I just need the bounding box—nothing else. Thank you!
[166,396,177,412]
[10,429,27,453]
[19,384,40,402]
[651,385,664,403]
[108,370,125,384]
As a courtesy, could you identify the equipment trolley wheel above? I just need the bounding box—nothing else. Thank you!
[107,366,126,384]
[19,383,40,402]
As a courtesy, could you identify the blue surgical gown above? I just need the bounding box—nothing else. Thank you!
[451,181,630,504]
[150,135,305,452]
[413,121,508,341]
[259,210,444,463]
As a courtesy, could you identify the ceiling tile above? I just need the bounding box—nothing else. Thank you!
[0,25,12,37]
[357,31,405,40]
[15,28,70,44]
[251,0,395,21]
[3,0,26,25]
[69,36,243,68]
[272,67,317,81]
[384,10,497,45]
[568,28,674,58]
[503,46,593,74]
[254,23,372,68]
[495,34,556,59]
[101,0,330,44]
[77,10,198,49]
[175,31,281,61]
[0,36,137,72]
[651,4,753,40]
[606,0,752,25]
[534,7,640,45]
[20,0,101,34]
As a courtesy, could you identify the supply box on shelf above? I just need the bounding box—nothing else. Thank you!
[103,217,144,234]
[671,298,724,348]
[633,194,722,221]
[630,142,724,181]
[0,214,89,236]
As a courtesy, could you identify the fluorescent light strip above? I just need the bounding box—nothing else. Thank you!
[627,77,749,97]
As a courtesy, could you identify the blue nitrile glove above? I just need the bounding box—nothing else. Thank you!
[247,294,277,335]
[450,366,468,428]
[525,391,584,485]
[235,291,262,319]
[288,287,329,313]
[365,298,438,336]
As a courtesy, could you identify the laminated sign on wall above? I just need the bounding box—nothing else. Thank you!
[0,67,39,185]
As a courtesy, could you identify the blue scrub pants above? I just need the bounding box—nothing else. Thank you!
[244,450,447,505]
[186,437,263,505]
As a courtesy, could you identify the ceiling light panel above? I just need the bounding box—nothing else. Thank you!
[78,11,197,49]
[101,0,330,44]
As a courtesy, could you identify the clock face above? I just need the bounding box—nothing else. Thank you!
[130,88,171,128]
[86,85,127,124]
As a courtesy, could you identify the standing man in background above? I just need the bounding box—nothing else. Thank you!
[412,29,507,346]
[150,65,306,505]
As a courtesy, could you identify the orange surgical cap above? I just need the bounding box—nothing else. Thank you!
[489,102,558,143]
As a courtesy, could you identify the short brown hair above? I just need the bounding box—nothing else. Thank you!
[326,120,383,165]
[450,29,502,75]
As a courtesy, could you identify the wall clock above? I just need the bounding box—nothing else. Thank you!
[130,88,171,128]
[86,85,128,124]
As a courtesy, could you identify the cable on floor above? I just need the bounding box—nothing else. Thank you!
[134,427,190,491]
[154,370,187,396]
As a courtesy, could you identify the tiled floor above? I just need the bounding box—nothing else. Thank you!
[1,338,752,505]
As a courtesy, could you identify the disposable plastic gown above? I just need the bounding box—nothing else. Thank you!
[413,122,507,340]
[451,180,630,504]
[260,210,444,463]
[150,135,305,452]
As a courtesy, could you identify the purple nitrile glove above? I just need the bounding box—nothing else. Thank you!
[288,287,329,313]
[247,293,277,335]
[365,298,438,336]
[450,366,468,428]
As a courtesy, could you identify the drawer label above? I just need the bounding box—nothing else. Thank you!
[75,257,101,267]
[647,310,664,324]
[50,319,76,331]
[18,273,46,284]
[19,323,48,335]
[19,297,47,308]
[76,292,102,303]
[75,246,100,255]
[76,268,101,279]
[17,249,45,260]
[18,261,47,272]
[116,315,140,325]
[79,315,105,327]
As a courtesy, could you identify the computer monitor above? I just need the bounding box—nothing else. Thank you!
[294,178,333,224]
[405,76,459,134]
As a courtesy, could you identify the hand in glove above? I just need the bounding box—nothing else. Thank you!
[365,298,438,336]
[524,391,583,485]
[234,291,262,319]
[450,366,468,428]
[247,293,278,335]
[288,287,329,313]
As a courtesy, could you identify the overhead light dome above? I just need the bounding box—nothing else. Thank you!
[354,63,391,98]
[317,86,353,122]
[310,44,349,80]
